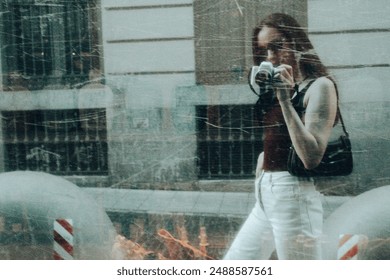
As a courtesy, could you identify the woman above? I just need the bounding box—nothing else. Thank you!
[224,13,338,260]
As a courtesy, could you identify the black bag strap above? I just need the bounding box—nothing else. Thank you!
[292,79,349,137]
[291,79,316,115]
[335,99,349,137]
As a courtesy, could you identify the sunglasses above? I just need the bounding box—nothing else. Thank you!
[266,37,288,52]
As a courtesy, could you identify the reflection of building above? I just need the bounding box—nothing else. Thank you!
[0,0,382,193]
[0,0,109,180]
[1,0,101,90]
[0,0,390,258]
[2,0,286,185]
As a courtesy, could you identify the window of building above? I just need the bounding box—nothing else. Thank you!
[0,0,102,90]
[196,104,262,179]
[193,0,307,85]
[2,109,108,175]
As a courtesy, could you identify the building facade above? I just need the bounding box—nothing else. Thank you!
[0,0,389,259]
[0,0,389,194]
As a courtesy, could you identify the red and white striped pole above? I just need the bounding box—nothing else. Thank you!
[337,233,369,260]
[53,219,74,260]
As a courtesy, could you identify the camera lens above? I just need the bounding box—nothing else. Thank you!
[256,71,270,84]
[255,62,274,86]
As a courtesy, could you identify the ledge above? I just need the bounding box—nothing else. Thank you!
[83,188,351,219]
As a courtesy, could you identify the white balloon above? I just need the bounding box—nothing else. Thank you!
[0,171,120,259]
[322,185,390,259]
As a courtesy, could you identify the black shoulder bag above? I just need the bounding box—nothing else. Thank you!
[287,81,353,177]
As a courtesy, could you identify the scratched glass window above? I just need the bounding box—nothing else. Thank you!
[0,0,389,260]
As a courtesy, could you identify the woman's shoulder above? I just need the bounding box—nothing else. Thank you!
[312,76,336,91]
[304,76,337,105]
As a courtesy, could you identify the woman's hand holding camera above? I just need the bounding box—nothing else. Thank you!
[273,64,295,103]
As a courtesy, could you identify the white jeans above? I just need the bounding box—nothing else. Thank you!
[224,171,323,260]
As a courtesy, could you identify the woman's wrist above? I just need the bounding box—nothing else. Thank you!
[278,97,292,105]
[276,87,294,105]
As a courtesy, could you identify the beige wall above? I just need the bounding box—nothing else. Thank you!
[308,0,390,103]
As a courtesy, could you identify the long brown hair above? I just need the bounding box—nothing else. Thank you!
[252,13,340,124]
[252,13,329,80]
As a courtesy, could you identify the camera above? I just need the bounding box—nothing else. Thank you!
[249,61,281,95]
[249,62,281,114]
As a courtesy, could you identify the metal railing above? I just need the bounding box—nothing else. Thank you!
[1,0,100,90]
[196,105,262,179]
[2,109,108,175]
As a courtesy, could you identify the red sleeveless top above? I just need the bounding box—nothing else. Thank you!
[262,103,291,171]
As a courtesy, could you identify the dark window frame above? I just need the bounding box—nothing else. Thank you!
[0,0,103,91]
[2,108,108,175]
[196,104,263,179]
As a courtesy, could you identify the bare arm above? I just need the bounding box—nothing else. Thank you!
[274,66,338,169]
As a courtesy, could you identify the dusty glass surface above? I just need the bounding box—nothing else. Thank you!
[0,0,389,260]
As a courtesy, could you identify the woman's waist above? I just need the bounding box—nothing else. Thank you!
[262,150,289,171]
[259,171,314,185]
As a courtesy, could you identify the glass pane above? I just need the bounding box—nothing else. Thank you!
[0,0,388,265]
